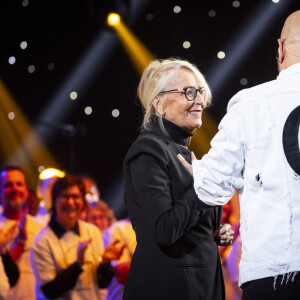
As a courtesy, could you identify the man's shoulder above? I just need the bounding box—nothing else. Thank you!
[228,79,278,110]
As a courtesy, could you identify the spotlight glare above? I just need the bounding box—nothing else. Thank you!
[217,51,226,59]
[208,10,216,17]
[232,1,240,8]
[38,166,45,173]
[48,63,55,71]
[107,13,121,26]
[8,56,16,65]
[173,6,181,13]
[20,41,28,49]
[8,112,15,120]
[85,106,92,115]
[70,91,78,100]
[22,0,29,7]
[28,65,35,73]
[146,13,154,21]
[240,78,248,85]
[272,0,280,3]
[183,41,191,49]
[112,109,120,118]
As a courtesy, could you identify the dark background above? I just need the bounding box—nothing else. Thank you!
[0,0,298,217]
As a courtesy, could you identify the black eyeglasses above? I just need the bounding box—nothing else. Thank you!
[159,86,205,101]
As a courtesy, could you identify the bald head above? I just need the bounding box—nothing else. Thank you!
[278,10,300,72]
[281,10,300,48]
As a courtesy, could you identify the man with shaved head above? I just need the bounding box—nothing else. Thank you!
[179,10,300,299]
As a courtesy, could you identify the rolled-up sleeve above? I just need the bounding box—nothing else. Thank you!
[193,100,245,206]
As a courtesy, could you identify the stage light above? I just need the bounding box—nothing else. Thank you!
[232,1,240,8]
[183,41,191,49]
[207,1,289,95]
[107,13,121,27]
[240,78,248,85]
[8,57,16,65]
[20,41,28,49]
[208,10,216,17]
[22,0,29,7]
[39,168,65,179]
[70,91,77,100]
[28,65,35,73]
[38,166,45,173]
[0,80,61,187]
[112,109,120,118]
[8,112,15,120]
[146,13,154,21]
[84,106,92,115]
[109,18,154,74]
[272,0,280,3]
[48,63,55,71]
[173,6,181,13]
[217,51,226,59]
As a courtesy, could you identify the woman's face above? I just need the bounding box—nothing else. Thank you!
[55,185,84,230]
[156,69,204,132]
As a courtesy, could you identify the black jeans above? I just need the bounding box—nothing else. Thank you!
[242,272,300,300]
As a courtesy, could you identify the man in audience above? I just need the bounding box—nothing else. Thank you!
[0,166,43,300]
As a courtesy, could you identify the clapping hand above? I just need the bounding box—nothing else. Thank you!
[102,240,126,263]
[77,238,92,266]
[0,223,18,254]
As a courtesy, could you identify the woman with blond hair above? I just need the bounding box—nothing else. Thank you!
[123,58,233,300]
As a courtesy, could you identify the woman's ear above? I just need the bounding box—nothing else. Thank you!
[152,97,164,115]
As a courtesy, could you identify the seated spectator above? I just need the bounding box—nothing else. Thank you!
[30,174,121,299]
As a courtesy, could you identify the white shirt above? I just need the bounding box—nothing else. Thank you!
[31,220,104,300]
[0,214,44,300]
[193,62,300,287]
[103,219,136,300]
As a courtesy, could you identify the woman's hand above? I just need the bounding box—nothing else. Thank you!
[77,238,92,266]
[213,224,234,247]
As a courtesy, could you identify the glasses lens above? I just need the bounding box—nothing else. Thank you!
[185,87,196,101]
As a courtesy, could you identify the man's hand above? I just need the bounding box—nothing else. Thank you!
[213,224,234,247]
[177,152,196,176]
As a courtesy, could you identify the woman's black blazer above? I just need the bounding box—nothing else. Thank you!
[123,121,225,300]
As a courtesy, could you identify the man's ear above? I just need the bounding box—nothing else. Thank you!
[277,39,285,64]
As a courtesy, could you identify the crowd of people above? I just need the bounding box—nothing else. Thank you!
[0,9,299,300]
[0,167,136,300]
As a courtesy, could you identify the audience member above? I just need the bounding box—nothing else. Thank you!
[0,166,44,300]
[30,174,121,299]
[87,200,116,233]
[103,217,136,300]
[0,223,20,300]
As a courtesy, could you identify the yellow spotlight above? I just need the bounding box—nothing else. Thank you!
[39,168,65,180]
[107,13,121,27]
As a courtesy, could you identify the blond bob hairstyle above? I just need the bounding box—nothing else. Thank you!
[138,58,212,129]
